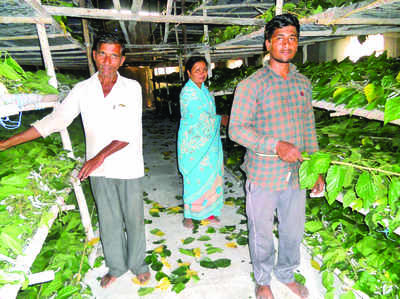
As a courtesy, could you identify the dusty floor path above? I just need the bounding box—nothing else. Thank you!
[84,112,325,299]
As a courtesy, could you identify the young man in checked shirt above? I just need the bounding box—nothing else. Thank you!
[229,14,324,299]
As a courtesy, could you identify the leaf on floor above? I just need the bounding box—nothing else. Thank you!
[193,248,201,258]
[182,237,195,245]
[197,235,211,241]
[149,208,160,217]
[200,219,210,226]
[206,246,224,255]
[225,242,237,248]
[156,277,171,291]
[88,237,99,246]
[161,257,171,269]
[137,287,154,296]
[206,226,216,234]
[132,276,150,286]
[311,259,321,270]
[167,206,183,214]
[150,228,165,237]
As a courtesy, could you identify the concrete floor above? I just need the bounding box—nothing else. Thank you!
[84,113,328,299]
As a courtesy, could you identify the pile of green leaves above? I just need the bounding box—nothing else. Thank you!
[0,92,96,297]
[298,52,400,124]
[207,0,366,45]
[305,197,400,298]
[298,115,400,297]
[209,66,258,92]
[302,115,400,233]
[0,53,58,95]
[0,138,77,287]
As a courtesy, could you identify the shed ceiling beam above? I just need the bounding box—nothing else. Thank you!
[192,3,272,12]
[43,6,265,26]
[314,17,400,25]
[0,34,66,40]
[125,43,203,49]
[8,50,86,56]
[0,44,82,51]
[0,16,52,24]
[301,0,400,25]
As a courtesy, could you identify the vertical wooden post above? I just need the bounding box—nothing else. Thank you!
[303,44,308,63]
[112,0,131,48]
[79,0,96,75]
[174,0,184,81]
[276,0,283,15]
[203,2,212,78]
[163,0,173,43]
[36,23,94,242]
[181,0,187,56]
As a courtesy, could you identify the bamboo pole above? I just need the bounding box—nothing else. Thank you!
[276,0,284,15]
[303,44,307,63]
[312,100,400,126]
[163,0,173,43]
[0,44,81,51]
[43,5,265,26]
[80,0,96,76]
[36,23,95,242]
[0,202,62,298]
[36,24,57,87]
[182,0,187,56]
[0,33,65,41]
[203,1,212,78]
[315,17,400,26]
[0,16,52,24]
[193,3,273,12]
[112,0,131,45]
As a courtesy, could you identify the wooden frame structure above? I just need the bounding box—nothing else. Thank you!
[0,0,400,297]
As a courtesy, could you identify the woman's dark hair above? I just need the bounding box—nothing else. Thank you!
[264,13,300,42]
[93,33,125,55]
[184,56,208,81]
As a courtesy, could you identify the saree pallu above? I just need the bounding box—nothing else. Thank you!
[177,79,224,220]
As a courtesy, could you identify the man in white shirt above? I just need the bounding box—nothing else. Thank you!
[0,33,150,288]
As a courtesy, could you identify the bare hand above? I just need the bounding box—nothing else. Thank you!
[77,155,104,181]
[312,174,325,194]
[276,140,302,163]
[0,140,9,151]
[221,115,229,127]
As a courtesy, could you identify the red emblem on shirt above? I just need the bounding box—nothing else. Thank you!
[300,91,304,96]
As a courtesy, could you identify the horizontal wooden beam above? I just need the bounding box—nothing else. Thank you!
[0,33,66,41]
[43,6,265,26]
[0,16,52,24]
[9,50,85,56]
[194,3,272,12]
[1,44,82,51]
[125,43,203,49]
[314,17,400,26]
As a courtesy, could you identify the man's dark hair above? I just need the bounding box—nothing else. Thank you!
[184,56,208,81]
[264,13,300,42]
[93,33,125,55]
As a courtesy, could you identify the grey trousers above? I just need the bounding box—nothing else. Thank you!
[90,176,149,277]
[245,180,306,286]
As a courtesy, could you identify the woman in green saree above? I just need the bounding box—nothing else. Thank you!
[177,56,228,228]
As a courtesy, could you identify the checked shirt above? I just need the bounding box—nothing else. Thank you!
[229,64,319,190]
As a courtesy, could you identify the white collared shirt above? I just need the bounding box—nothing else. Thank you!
[33,72,144,179]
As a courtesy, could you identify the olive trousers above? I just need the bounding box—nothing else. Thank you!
[90,176,149,277]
